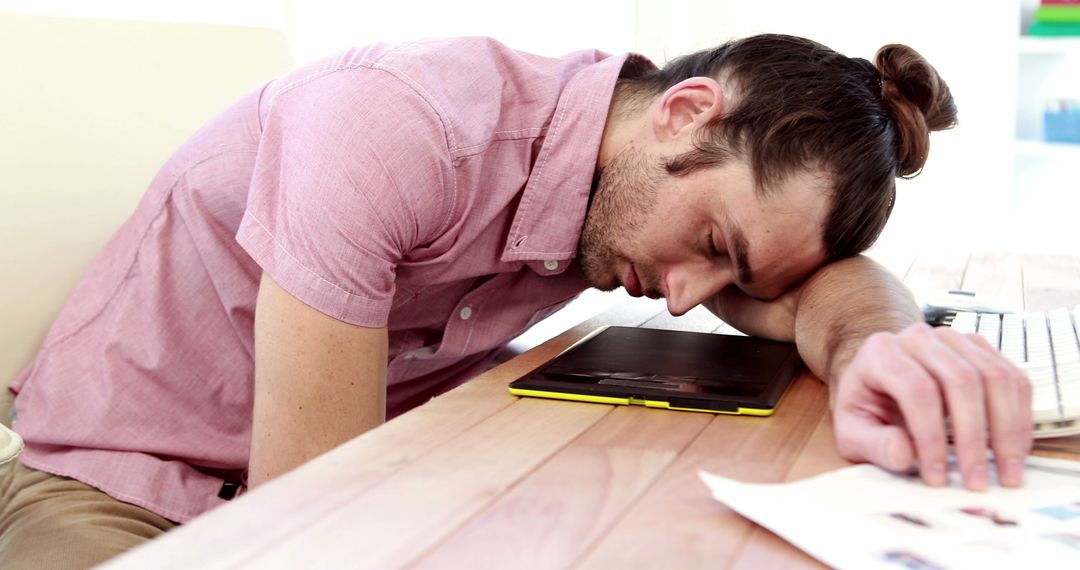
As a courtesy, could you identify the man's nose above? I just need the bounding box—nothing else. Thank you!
[664,262,731,317]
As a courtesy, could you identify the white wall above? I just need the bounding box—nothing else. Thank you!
[0,0,286,28]
[281,0,637,64]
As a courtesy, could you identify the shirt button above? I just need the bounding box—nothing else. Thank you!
[543,260,559,271]
[459,306,473,320]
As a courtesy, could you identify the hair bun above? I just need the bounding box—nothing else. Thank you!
[874,44,958,178]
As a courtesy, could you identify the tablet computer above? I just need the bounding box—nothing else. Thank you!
[508,326,803,416]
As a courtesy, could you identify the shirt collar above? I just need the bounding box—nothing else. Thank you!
[500,52,650,265]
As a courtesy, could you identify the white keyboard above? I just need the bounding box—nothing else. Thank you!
[949,306,1080,438]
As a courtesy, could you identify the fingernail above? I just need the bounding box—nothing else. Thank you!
[926,461,948,486]
[966,462,989,491]
[1000,457,1025,487]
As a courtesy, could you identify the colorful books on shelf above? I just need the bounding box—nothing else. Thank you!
[1032,0,1080,36]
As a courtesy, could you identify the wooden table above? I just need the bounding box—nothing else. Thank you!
[106,252,1080,569]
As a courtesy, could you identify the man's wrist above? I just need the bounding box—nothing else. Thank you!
[792,256,922,386]
[820,308,922,385]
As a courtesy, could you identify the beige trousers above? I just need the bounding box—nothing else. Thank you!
[0,390,177,569]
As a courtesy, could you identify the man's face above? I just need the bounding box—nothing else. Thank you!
[578,145,831,316]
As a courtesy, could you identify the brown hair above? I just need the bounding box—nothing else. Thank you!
[616,34,958,260]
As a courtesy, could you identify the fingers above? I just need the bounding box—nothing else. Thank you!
[939,329,1033,487]
[834,324,1034,491]
[834,406,916,473]
[835,331,950,486]
[900,326,990,490]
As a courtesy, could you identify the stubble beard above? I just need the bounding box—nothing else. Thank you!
[577,144,662,291]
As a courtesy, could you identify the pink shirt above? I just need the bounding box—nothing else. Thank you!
[10,38,632,522]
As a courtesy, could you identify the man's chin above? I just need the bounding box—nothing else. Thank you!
[591,282,621,293]
[583,275,620,292]
[580,265,620,292]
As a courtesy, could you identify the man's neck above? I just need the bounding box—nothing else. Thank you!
[595,93,653,174]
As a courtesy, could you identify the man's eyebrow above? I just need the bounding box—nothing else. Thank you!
[732,227,753,285]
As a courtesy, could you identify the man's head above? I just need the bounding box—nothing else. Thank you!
[579,33,957,315]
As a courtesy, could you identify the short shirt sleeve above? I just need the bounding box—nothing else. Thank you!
[236,66,453,327]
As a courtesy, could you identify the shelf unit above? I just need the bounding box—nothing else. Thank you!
[1015,41,1080,142]
[1014,3,1080,215]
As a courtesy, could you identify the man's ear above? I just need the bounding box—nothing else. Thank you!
[652,77,725,143]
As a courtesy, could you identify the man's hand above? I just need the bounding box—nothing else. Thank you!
[832,323,1033,490]
[709,255,1035,490]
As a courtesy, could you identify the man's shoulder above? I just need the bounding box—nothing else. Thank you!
[263,37,616,155]
[365,37,614,155]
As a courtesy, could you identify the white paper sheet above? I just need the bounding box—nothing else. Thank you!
[700,456,1080,570]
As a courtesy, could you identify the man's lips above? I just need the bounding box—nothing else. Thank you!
[624,264,643,297]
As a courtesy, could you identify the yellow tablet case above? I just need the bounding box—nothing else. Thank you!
[508,326,803,415]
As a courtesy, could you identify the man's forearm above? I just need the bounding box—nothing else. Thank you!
[793,255,923,386]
